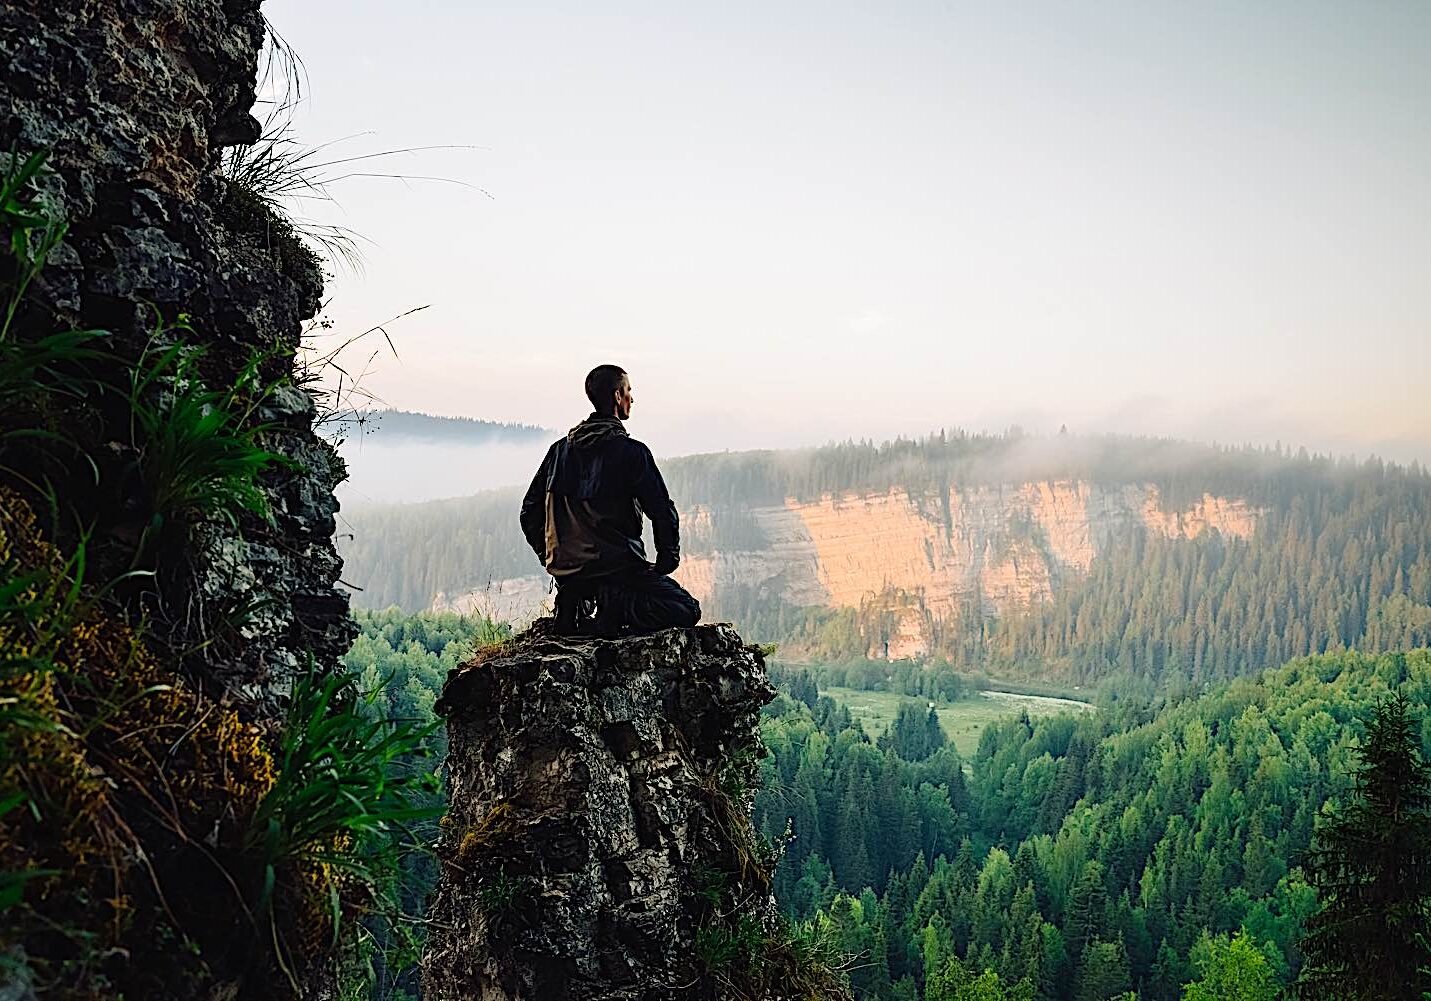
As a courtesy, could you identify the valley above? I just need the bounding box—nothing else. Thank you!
[817,684,1094,758]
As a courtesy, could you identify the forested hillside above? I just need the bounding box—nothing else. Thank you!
[339,432,1431,689]
[336,608,510,999]
[339,489,529,609]
[330,604,1431,999]
[756,648,1431,999]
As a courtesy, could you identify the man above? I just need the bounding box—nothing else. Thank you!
[520,365,701,636]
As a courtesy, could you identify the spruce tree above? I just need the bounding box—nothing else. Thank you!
[1074,937,1132,1001]
[1296,693,1431,1000]
[1064,861,1108,967]
[926,707,948,755]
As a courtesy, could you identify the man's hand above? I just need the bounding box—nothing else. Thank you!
[652,553,678,577]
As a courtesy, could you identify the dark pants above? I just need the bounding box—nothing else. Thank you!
[556,566,701,635]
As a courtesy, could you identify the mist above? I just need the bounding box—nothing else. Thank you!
[336,437,552,505]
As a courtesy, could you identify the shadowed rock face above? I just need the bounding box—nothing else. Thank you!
[0,0,356,691]
[1,3,354,992]
[423,624,776,1001]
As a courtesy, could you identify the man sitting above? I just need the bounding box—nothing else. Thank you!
[519,364,701,637]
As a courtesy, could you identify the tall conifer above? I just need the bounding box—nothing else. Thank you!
[1296,693,1431,999]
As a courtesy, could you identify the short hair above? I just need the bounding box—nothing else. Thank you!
[584,364,627,412]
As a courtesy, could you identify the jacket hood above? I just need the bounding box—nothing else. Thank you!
[567,412,628,449]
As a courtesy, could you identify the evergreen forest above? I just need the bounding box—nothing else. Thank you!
[339,605,1431,1000]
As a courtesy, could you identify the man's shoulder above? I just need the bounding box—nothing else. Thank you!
[617,435,656,461]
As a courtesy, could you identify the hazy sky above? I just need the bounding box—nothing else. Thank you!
[270,0,1429,463]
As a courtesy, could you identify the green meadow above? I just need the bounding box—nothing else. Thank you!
[819,685,1093,759]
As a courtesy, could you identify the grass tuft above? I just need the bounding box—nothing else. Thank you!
[245,665,443,987]
[688,730,852,1000]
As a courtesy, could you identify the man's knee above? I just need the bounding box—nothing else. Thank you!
[674,594,701,628]
[661,577,700,627]
[624,575,701,632]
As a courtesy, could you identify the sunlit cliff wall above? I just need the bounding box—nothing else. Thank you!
[437,481,1258,660]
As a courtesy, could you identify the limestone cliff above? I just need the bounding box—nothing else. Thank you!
[423,624,849,1001]
[437,481,1260,660]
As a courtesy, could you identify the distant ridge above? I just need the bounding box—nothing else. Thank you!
[363,409,550,443]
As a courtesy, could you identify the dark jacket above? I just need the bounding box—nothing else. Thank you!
[519,414,680,579]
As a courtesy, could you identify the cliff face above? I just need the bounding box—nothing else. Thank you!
[1,0,354,690]
[686,482,1256,619]
[2,1,356,995]
[423,625,795,1001]
[437,481,1259,660]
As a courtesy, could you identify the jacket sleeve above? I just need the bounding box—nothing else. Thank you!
[519,443,555,561]
[632,443,680,570]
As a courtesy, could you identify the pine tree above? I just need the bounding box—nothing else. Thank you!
[1241,813,1280,898]
[1296,693,1431,999]
[1009,842,1045,911]
[922,914,954,984]
[1064,861,1108,966]
[1074,937,1131,1001]
[926,707,948,755]
[924,957,1035,1001]
[1037,924,1068,1001]
[1148,938,1185,1001]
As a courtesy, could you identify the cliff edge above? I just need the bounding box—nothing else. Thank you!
[422,624,845,1000]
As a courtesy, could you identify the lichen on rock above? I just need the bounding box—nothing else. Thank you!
[422,623,824,1001]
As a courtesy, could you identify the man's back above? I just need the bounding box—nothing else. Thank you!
[520,413,679,579]
[519,366,699,637]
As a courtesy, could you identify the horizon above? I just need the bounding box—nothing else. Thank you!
[359,406,1431,463]
[272,0,1429,470]
[339,410,1427,507]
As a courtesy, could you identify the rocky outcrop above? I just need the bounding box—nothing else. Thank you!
[423,624,785,1001]
[0,0,355,692]
[2,1,356,996]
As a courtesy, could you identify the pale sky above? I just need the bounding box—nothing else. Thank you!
[270,0,1429,464]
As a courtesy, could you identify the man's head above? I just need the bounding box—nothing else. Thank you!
[584,364,633,420]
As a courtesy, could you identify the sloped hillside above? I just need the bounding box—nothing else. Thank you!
[755,647,1431,998]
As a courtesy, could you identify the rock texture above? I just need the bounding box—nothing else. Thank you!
[423,624,777,1001]
[0,0,355,689]
[2,2,356,995]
